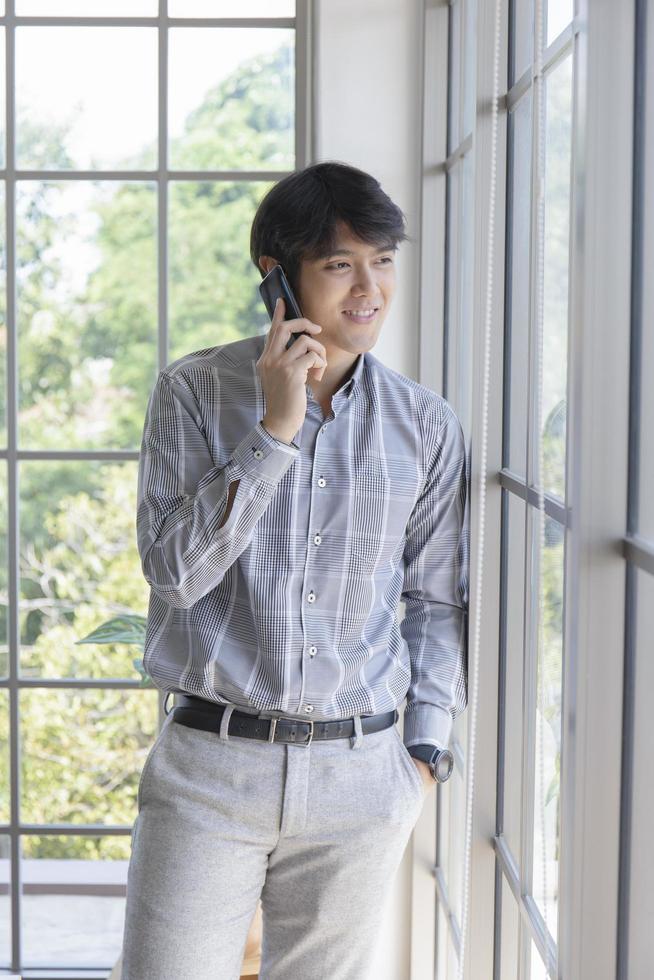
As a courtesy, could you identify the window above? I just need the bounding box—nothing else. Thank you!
[425,0,476,975]
[0,2,308,974]
[421,1,646,977]
[496,2,576,974]
[622,0,654,973]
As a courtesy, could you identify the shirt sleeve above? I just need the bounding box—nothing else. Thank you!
[400,401,470,751]
[136,370,300,610]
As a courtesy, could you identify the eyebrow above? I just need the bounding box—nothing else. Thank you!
[322,243,397,258]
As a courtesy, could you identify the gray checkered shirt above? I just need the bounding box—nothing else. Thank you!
[136,331,469,750]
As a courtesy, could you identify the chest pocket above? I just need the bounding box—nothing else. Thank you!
[347,466,392,575]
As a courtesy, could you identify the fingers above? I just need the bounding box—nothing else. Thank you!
[266,297,324,358]
[298,349,327,375]
[272,295,285,331]
[285,332,327,366]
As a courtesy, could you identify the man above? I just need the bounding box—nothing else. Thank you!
[121,160,470,979]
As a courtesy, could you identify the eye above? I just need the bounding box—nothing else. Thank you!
[326,257,394,270]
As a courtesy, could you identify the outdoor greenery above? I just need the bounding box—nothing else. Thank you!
[0,40,293,861]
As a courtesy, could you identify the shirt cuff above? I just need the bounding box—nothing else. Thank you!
[230,421,300,484]
[402,703,453,752]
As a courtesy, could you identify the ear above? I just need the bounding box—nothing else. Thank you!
[259,256,279,276]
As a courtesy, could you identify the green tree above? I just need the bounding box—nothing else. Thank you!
[0,39,294,861]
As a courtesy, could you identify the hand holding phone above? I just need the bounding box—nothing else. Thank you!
[256,281,327,443]
[259,263,303,331]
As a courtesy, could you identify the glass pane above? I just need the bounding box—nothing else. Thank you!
[462,0,476,138]
[436,903,448,978]
[0,691,7,824]
[508,92,532,478]
[168,180,274,363]
[0,179,6,447]
[499,875,520,979]
[0,29,5,171]
[530,937,553,979]
[446,152,473,428]
[21,833,131,970]
[540,54,572,499]
[169,27,294,172]
[458,149,475,434]
[445,163,460,400]
[640,24,654,542]
[18,1,156,12]
[448,0,461,154]
[513,0,534,84]
[169,0,295,13]
[503,492,527,859]
[16,27,157,171]
[547,0,573,46]
[641,316,654,538]
[0,835,10,969]
[16,181,158,452]
[447,931,459,980]
[19,460,149,681]
[0,465,6,680]
[530,511,564,940]
[20,688,159,826]
[449,767,466,927]
[629,570,654,974]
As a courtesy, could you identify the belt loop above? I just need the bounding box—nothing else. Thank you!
[349,713,363,750]
[219,704,235,741]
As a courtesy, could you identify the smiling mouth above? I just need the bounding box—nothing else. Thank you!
[342,308,380,321]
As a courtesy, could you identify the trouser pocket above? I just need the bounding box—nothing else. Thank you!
[390,724,425,800]
[137,713,174,811]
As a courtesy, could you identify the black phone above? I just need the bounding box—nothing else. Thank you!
[259,264,307,348]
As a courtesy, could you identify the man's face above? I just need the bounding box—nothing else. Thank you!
[293,221,397,360]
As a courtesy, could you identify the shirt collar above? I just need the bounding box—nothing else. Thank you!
[256,331,366,402]
[343,349,365,399]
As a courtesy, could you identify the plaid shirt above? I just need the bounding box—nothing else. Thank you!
[136,331,470,750]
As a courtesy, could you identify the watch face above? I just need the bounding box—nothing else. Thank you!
[433,750,454,781]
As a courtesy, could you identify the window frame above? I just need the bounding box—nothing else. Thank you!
[0,1,313,975]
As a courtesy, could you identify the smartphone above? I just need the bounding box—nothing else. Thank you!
[259,264,307,349]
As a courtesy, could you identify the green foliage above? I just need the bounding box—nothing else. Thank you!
[76,613,152,687]
[0,38,294,861]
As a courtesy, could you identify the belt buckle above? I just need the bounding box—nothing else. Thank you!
[267,716,314,746]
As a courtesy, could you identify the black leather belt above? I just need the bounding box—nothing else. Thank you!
[170,693,398,747]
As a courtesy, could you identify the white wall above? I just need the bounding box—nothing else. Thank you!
[315,0,424,386]
[315,3,425,978]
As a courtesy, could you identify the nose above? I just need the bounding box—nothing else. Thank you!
[351,266,382,296]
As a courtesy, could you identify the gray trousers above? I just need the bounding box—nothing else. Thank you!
[120,703,426,980]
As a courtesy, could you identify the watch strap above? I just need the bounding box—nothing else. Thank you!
[406,743,441,765]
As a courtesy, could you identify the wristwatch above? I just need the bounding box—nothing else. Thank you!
[407,743,454,783]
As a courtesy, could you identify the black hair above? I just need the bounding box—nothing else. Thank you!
[250,160,412,300]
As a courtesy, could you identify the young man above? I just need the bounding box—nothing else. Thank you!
[121,161,470,979]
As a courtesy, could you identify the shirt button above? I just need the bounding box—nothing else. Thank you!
[321,424,327,432]
[253,448,263,459]
[318,476,326,487]
[313,533,321,545]
[307,591,316,603]
[309,645,317,656]
[303,705,314,713]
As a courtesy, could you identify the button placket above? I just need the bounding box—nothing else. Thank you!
[301,418,333,708]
